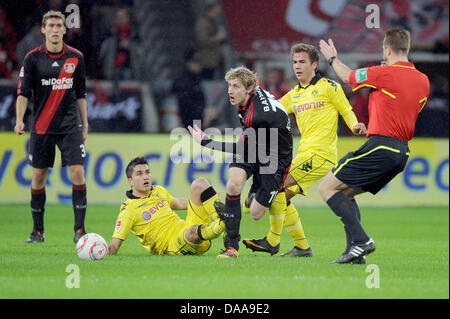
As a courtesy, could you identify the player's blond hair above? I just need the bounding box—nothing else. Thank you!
[384,29,410,55]
[42,10,66,27]
[224,66,257,94]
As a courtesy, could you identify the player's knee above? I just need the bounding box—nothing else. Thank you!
[189,178,211,204]
[226,179,243,195]
[69,166,85,184]
[191,178,210,193]
[318,180,335,202]
[32,168,48,188]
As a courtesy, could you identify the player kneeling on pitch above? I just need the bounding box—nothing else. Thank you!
[108,157,225,256]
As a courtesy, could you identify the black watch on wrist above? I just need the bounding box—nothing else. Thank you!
[328,56,337,66]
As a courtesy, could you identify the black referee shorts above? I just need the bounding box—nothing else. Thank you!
[28,131,86,169]
[229,159,290,207]
[332,135,410,194]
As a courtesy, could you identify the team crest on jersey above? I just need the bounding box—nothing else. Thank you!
[64,62,76,73]
[142,211,152,221]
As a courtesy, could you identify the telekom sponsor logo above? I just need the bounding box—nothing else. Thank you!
[294,101,325,113]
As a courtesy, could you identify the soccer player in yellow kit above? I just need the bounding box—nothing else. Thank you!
[108,157,225,256]
[243,43,366,257]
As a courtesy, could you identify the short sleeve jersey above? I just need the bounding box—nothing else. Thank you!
[281,75,358,163]
[112,186,185,255]
[17,42,87,134]
[349,61,430,141]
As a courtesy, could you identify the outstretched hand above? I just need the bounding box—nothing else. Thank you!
[188,124,206,144]
[319,39,338,61]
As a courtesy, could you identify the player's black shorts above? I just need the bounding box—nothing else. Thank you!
[28,131,86,168]
[332,135,410,194]
[230,158,290,207]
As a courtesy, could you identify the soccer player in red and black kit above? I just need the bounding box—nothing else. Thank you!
[189,66,293,258]
[14,11,88,244]
[319,29,430,263]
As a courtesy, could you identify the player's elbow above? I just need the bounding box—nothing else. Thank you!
[341,77,350,84]
[251,211,264,220]
[250,207,267,220]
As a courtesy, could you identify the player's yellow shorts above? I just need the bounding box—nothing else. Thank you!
[287,151,335,196]
[166,200,211,256]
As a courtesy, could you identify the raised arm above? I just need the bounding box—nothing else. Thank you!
[319,39,353,84]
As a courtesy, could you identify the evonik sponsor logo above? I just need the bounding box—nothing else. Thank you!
[294,101,324,113]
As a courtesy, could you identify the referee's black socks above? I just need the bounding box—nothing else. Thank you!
[72,184,87,232]
[344,199,362,252]
[224,193,242,250]
[31,187,46,233]
[326,191,369,245]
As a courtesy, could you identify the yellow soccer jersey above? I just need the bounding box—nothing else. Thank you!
[112,185,185,255]
[281,75,358,163]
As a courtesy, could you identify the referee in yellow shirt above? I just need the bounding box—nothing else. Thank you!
[243,43,366,258]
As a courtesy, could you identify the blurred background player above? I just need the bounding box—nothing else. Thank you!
[172,49,205,129]
[243,43,367,258]
[14,10,88,243]
[189,66,293,258]
[108,157,225,256]
[318,29,430,264]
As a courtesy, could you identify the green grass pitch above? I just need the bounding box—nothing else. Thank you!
[0,204,448,299]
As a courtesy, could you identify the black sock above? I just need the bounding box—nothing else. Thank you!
[200,186,217,202]
[327,192,369,245]
[31,187,46,233]
[73,184,87,232]
[224,193,241,250]
[344,199,362,252]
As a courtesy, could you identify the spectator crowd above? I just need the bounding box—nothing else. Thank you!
[0,0,448,136]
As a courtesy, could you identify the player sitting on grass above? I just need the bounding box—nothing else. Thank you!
[108,157,225,256]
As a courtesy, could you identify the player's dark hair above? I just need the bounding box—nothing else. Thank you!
[384,29,410,55]
[290,43,320,72]
[126,157,149,178]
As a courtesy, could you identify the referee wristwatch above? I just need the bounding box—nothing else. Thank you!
[328,56,337,66]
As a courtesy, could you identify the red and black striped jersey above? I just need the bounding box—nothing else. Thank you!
[237,87,293,159]
[17,42,86,134]
[200,87,293,164]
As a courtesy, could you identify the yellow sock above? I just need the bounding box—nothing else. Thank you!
[202,193,221,220]
[199,219,225,240]
[284,202,309,249]
[266,192,286,247]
